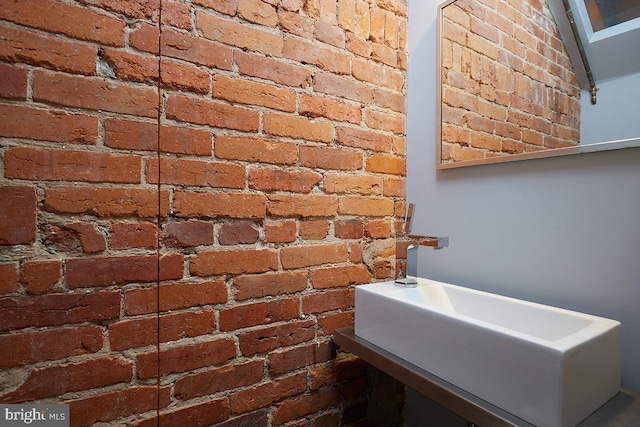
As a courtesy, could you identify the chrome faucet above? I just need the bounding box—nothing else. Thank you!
[395,203,449,287]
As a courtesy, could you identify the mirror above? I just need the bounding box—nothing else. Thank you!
[436,0,640,169]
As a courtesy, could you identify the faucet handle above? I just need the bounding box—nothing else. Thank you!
[403,202,415,234]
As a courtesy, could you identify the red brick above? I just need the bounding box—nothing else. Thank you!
[147,157,245,189]
[0,291,120,331]
[365,219,393,238]
[0,355,132,403]
[190,248,278,276]
[0,104,98,145]
[352,56,404,90]
[263,220,297,244]
[299,93,361,124]
[98,48,157,82]
[349,241,364,264]
[365,108,405,134]
[214,75,296,112]
[156,399,230,427]
[110,222,158,250]
[108,316,156,351]
[238,0,277,26]
[161,0,192,29]
[310,353,366,389]
[161,27,233,70]
[299,145,363,170]
[310,265,370,289]
[334,219,365,239]
[314,71,374,104]
[283,37,350,74]
[219,298,300,331]
[20,260,62,294]
[82,0,160,20]
[104,118,212,156]
[278,9,314,39]
[5,147,140,183]
[384,176,405,197]
[318,310,354,335]
[136,338,236,379]
[267,194,338,218]
[0,325,102,369]
[233,271,308,300]
[315,21,346,48]
[69,385,168,427]
[377,0,408,16]
[33,70,158,118]
[0,63,28,99]
[336,125,394,151]
[264,112,334,142]
[339,196,395,217]
[174,360,263,400]
[42,222,106,253]
[229,372,307,414]
[281,243,348,269]
[124,280,227,316]
[365,153,405,175]
[272,388,340,425]
[128,23,160,54]
[238,319,315,356]
[193,0,238,15]
[164,220,214,247]
[109,311,216,350]
[374,86,406,113]
[0,185,36,245]
[161,59,210,94]
[372,42,397,67]
[0,264,18,295]
[345,32,372,58]
[173,190,266,219]
[44,186,170,218]
[65,253,183,288]
[323,173,383,195]
[166,94,259,132]
[219,221,260,245]
[302,288,354,314]
[249,168,322,193]
[268,341,332,375]
[215,135,297,165]
[235,50,312,88]
[159,310,216,343]
[300,220,330,240]
[196,10,283,56]
[0,0,125,46]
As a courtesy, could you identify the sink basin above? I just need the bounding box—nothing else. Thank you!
[355,279,621,427]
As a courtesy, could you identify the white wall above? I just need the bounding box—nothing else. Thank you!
[407,0,640,392]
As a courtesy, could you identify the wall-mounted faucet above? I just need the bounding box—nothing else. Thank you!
[395,203,449,287]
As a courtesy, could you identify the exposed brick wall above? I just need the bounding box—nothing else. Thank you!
[440,0,581,164]
[0,0,407,425]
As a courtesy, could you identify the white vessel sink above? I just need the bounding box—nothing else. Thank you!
[355,279,621,427]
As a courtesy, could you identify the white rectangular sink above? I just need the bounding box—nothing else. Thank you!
[355,279,621,427]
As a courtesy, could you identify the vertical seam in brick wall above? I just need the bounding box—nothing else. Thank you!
[155,1,164,424]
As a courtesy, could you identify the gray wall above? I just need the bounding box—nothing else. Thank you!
[581,72,640,144]
[407,0,640,394]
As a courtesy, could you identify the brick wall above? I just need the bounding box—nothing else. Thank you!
[441,0,581,163]
[0,0,408,425]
